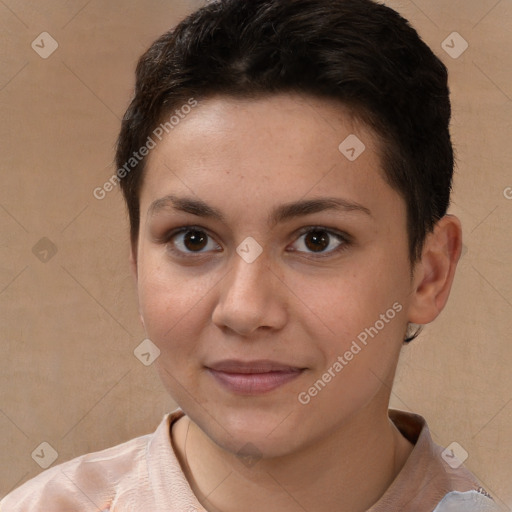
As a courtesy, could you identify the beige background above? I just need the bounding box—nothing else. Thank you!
[1,0,511,507]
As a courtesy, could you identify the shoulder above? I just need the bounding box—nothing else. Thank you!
[434,491,502,511]
[0,413,178,512]
[385,410,500,510]
[0,435,150,511]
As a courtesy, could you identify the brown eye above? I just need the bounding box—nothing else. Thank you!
[166,228,221,256]
[183,230,208,251]
[304,230,330,252]
[289,227,349,257]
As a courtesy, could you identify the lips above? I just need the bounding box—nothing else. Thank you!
[206,359,305,394]
[207,359,304,373]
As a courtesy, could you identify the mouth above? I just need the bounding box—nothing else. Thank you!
[205,359,306,395]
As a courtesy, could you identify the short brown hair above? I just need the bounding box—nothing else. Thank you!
[116,0,453,268]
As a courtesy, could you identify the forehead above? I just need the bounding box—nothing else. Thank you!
[139,93,402,227]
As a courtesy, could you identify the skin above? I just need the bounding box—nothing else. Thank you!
[131,93,462,512]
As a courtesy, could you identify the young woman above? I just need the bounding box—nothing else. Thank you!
[1,0,500,510]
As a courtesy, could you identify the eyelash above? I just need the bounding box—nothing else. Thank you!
[161,225,352,259]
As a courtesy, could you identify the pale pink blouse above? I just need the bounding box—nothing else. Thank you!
[0,409,499,511]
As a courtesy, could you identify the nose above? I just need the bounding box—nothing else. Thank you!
[211,249,288,336]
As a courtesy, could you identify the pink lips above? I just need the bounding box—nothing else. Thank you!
[206,360,305,395]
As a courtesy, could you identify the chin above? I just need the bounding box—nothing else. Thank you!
[195,401,307,458]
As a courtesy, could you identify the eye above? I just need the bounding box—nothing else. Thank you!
[161,225,350,258]
[289,227,350,256]
[165,227,221,256]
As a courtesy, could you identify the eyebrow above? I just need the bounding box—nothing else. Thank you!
[148,194,372,227]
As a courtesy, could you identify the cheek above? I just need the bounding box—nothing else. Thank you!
[137,268,203,398]
[137,254,188,342]
[307,263,404,333]
[299,286,406,416]
[136,253,217,353]
[299,257,409,373]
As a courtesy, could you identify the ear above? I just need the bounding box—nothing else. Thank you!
[407,214,463,325]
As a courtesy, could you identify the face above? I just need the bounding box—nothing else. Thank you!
[135,93,416,458]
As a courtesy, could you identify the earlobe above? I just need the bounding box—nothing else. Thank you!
[407,214,462,325]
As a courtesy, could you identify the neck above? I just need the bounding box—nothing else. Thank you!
[172,402,413,512]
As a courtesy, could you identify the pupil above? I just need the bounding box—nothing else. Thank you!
[305,230,328,252]
[184,230,207,251]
